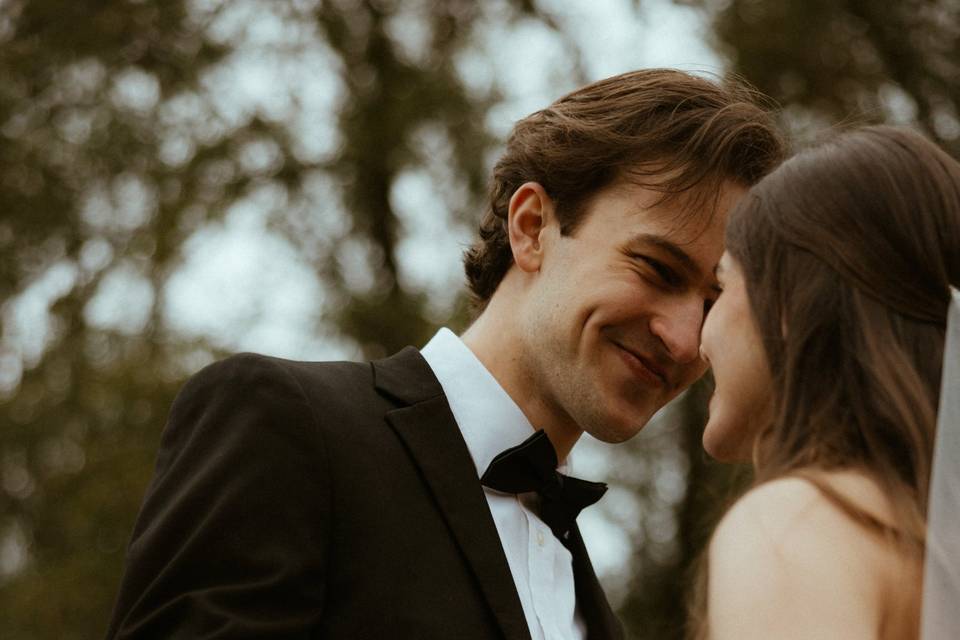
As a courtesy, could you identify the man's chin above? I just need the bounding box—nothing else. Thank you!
[584,408,654,444]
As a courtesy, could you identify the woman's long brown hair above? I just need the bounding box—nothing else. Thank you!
[689,125,960,639]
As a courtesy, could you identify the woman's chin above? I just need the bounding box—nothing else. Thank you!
[702,416,752,463]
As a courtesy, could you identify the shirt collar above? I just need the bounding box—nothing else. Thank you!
[421,327,573,476]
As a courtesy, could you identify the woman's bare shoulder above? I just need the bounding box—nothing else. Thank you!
[706,473,891,639]
[715,471,894,545]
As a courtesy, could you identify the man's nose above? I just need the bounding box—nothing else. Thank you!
[649,295,705,364]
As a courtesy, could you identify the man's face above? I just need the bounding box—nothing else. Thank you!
[518,178,744,443]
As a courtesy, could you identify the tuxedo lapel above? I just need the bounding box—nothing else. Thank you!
[374,348,532,640]
[568,526,624,640]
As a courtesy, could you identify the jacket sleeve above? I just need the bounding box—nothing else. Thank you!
[105,353,332,639]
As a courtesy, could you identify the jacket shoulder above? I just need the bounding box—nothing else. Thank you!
[187,351,371,390]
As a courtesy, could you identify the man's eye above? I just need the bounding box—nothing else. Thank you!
[643,258,680,287]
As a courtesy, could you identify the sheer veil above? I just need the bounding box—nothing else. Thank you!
[921,286,960,639]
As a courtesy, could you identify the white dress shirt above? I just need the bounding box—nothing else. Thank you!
[421,328,587,640]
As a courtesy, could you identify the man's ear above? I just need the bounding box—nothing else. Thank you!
[507,182,554,273]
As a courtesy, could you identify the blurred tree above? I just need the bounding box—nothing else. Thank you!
[614,377,750,639]
[0,2,240,636]
[290,0,585,355]
[305,0,500,353]
[0,0,582,637]
[684,0,960,153]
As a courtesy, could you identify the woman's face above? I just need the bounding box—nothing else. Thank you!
[699,252,772,462]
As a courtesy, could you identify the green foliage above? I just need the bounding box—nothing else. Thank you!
[689,0,960,153]
[0,1,241,634]
[616,377,751,639]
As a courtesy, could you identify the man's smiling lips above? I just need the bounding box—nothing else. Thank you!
[611,341,668,387]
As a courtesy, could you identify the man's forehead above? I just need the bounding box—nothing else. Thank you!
[622,193,728,246]
[614,162,736,204]
[616,175,742,231]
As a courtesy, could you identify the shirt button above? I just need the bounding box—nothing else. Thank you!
[536,530,545,547]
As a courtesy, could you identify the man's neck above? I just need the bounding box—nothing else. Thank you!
[460,305,583,462]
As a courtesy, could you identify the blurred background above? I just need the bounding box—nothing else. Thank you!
[1,0,957,637]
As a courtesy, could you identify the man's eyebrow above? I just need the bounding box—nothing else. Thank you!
[628,233,701,276]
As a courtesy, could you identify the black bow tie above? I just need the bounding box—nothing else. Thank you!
[480,430,607,549]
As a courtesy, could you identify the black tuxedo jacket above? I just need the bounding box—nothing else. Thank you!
[105,347,623,639]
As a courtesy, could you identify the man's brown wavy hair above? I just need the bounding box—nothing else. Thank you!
[463,68,785,308]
